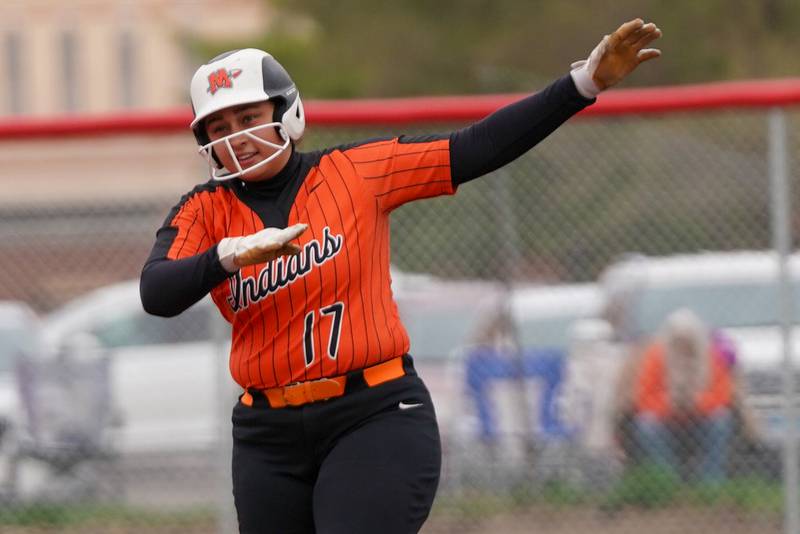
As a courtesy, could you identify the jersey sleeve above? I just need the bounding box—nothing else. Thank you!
[161,195,215,260]
[140,188,230,317]
[341,136,456,212]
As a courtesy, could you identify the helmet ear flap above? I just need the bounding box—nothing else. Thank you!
[259,54,305,140]
[278,95,305,141]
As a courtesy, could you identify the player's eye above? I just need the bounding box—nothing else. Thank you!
[207,124,228,137]
[241,113,260,125]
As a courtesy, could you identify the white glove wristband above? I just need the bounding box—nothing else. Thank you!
[217,237,240,273]
[570,63,602,100]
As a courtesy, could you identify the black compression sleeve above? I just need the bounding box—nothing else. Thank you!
[140,246,231,317]
[450,74,594,185]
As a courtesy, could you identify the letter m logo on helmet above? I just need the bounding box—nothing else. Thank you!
[207,68,242,95]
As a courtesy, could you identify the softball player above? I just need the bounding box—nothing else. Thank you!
[140,19,660,534]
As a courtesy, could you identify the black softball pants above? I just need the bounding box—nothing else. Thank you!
[231,362,442,534]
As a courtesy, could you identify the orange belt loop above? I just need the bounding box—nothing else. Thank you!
[265,389,287,408]
[363,356,405,386]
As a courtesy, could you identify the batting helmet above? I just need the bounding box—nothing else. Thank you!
[189,48,306,180]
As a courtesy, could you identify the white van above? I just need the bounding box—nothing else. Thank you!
[0,301,40,441]
[41,283,235,454]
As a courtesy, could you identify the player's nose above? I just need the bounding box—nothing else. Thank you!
[230,130,252,148]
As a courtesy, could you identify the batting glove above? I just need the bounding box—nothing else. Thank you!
[570,18,662,99]
[217,223,308,272]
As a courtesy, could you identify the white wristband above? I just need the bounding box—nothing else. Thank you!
[217,237,240,273]
[570,65,601,100]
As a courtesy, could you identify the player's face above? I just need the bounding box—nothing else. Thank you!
[204,101,292,182]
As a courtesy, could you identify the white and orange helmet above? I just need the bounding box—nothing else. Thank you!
[189,48,306,180]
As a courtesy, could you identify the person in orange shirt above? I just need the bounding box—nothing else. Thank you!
[140,19,661,534]
[632,308,736,482]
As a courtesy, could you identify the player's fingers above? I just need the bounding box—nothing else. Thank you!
[633,26,662,49]
[610,18,644,46]
[287,222,309,236]
[234,249,267,267]
[627,23,658,47]
[636,48,662,63]
[624,25,649,45]
[237,244,298,267]
[254,240,282,253]
[276,223,308,243]
[280,243,302,255]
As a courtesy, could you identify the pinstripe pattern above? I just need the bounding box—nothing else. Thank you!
[163,137,454,389]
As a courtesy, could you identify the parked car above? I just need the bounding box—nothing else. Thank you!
[511,284,604,351]
[0,301,40,434]
[393,273,501,362]
[598,250,800,447]
[0,301,41,497]
[41,282,234,454]
[396,278,604,362]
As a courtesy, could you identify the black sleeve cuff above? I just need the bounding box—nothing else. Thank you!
[140,245,231,317]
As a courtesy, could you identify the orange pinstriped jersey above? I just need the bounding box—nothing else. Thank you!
[160,136,454,389]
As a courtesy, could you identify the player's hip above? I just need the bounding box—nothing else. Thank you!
[231,355,439,447]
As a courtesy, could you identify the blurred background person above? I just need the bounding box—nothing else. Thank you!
[464,309,518,446]
[627,308,739,483]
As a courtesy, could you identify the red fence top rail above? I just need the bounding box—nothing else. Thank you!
[1,78,799,139]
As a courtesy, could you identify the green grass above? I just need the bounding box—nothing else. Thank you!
[2,475,784,528]
[683,477,784,512]
[604,464,682,508]
[431,468,784,523]
[603,464,784,512]
[0,503,215,528]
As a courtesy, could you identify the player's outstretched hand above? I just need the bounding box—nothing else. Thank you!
[573,19,662,93]
[218,223,308,271]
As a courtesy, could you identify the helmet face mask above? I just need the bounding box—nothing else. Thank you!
[190,49,305,180]
[199,122,291,181]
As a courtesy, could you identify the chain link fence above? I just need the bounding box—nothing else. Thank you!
[0,86,798,533]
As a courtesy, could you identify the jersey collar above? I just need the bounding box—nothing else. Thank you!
[238,148,300,199]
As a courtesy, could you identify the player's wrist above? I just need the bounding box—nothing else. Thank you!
[570,64,602,99]
[217,237,241,272]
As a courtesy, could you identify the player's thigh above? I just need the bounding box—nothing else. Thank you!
[313,399,441,534]
[232,437,316,534]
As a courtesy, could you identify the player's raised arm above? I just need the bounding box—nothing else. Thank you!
[450,19,662,186]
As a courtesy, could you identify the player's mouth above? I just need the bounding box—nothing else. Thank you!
[236,152,260,165]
